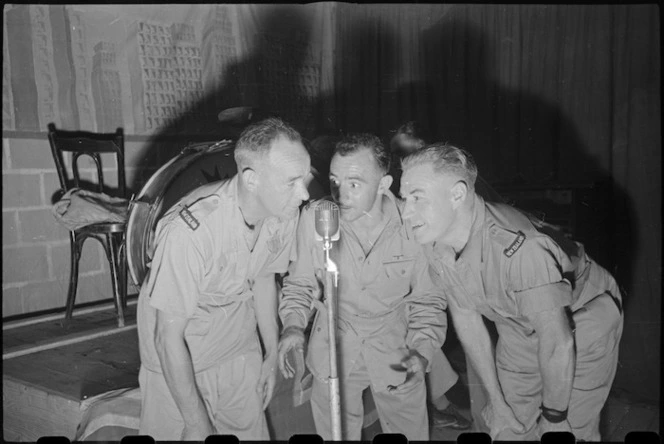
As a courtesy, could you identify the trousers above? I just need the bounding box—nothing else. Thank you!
[310,351,429,440]
[468,292,623,440]
[138,352,269,440]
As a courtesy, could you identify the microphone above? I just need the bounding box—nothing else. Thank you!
[314,201,340,242]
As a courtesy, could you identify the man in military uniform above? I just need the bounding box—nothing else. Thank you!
[136,118,311,440]
[277,133,447,440]
[399,143,623,441]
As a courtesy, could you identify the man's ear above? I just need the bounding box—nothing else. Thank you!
[378,174,394,195]
[242,167,260,192]
[450,180,468,208]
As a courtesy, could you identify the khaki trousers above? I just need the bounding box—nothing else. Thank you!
[468,293,623,441]
[138,352,269,440]
[310,352,429,441]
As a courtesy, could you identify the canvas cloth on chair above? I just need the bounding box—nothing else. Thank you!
[52,188,129,231]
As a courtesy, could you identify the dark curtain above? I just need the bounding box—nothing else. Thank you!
[333,4,660,403]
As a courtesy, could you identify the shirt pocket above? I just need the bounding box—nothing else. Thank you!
[381,258,416,295]
[382,258,416,279]
[202,250,249,296]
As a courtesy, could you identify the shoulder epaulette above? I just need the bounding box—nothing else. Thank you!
[176,194,220,231]
[179,205,200,230]
[503,231,526,257]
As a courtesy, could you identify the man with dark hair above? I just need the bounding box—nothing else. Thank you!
[277,133,446,440]
[137,117,311,440]
[400,142,623,441]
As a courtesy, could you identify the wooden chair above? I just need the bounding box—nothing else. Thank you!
[47,123,128,327]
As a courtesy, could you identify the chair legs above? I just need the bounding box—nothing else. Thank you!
[107,233,126,328]
[65,232,80,321]
[65,231,127,328]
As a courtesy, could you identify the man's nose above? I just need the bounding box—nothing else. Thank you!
[298,181,309,203]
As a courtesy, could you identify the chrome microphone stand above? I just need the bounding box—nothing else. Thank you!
[322,237,342,440]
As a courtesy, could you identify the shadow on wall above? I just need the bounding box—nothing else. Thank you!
[409,8,636,302]
[132,5,317,194]
[320,9,403,137]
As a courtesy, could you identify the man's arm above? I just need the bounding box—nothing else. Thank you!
[155,310,214,439]
[447,297,525,438]
[507,236,577,433]
[279,207,319,330]
[392,252,446,391]
[277,207,320,378]
[404,252,447,369]
[448,298,503,404]
[528,306,575,432]
[253,273,279,409]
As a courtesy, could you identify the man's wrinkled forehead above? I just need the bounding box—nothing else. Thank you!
[331,147,382,175]
[264,138,309,176]
[402,163,455,192]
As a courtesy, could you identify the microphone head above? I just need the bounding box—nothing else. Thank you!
[314,201,340,242]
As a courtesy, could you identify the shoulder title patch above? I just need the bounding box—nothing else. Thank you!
[179,206,200,231]
[503,231,526,257]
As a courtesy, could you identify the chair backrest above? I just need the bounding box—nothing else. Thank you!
[47,123,126,198]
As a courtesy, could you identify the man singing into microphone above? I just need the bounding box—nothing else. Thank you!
[136,118,311,440]
[277,133,446,440]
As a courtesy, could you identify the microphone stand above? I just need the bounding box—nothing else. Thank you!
[323,238,342,441]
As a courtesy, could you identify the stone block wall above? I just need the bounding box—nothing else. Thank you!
[1,133,190,318]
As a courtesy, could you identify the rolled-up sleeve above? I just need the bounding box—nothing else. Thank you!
[147,223,204,319]
[508,236,573,316]
[279,207,319,330]
[405,248,448,370]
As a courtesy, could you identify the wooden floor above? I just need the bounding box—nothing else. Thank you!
[3,302,660,442]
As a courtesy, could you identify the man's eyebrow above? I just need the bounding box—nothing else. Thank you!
[404,187,425,195]
[328,173,368,183]
[346,175,367,182]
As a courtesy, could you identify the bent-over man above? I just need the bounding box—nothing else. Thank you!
[137,118,311,440]
[400,143,623,441]
[278,134,446,440]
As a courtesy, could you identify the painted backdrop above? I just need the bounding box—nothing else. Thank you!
[3,4,335,135]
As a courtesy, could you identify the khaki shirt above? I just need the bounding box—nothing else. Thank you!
[137,176,297,373]
[426,196,621,334]
[280,193,446,390]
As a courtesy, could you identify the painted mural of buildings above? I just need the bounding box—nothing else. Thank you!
[3,10,16,130]
[67,9,96,131]
[48,5,79,129]
[5,5,98,132]
[6,5,43,131]
[92,41,123,132]
[201,5,239,114]
[171,23,203,123]
[29,5,60,130]
[128,20,178,133]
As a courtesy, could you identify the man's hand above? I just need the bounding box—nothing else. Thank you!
[387,350,428,393]
[482,397,526,439]
[180,416,215,441]
[537,417,572,437]
[257,354,278,410]
[277,326,305,379]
